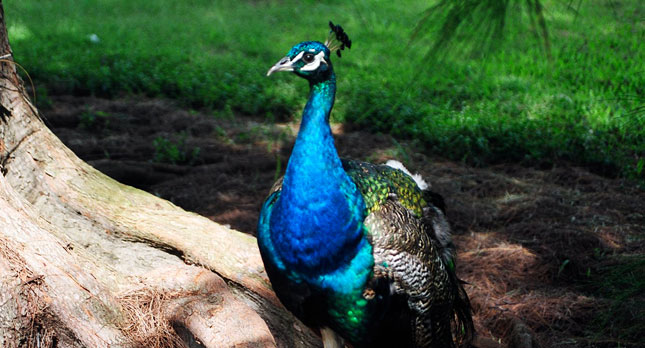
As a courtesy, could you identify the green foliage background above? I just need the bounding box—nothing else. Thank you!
[5,0,644,180]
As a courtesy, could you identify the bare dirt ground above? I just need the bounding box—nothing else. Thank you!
[42,95,644,348]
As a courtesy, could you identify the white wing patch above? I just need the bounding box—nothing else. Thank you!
[385,160,429,190]
[386,160,453,265]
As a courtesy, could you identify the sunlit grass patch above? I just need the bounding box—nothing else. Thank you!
[5,0,644,181]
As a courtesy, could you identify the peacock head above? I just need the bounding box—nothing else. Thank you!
[267,21,351,81]
[267,41,332,79]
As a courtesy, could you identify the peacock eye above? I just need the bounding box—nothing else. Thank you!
[302,53,315,64]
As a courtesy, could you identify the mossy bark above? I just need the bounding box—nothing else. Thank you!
[0,2,319,347]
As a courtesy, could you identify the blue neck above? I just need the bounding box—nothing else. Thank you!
[269,72,366,274]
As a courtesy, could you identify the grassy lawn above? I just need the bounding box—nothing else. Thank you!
[5,0,645,181]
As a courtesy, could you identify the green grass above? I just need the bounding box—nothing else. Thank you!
[152,134,200,165]
[5,0,645,180]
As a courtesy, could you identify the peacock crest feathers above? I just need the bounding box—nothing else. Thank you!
[325,21,352,57]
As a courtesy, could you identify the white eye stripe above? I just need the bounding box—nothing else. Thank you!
[299,51,327,72]
[291,51,305,63]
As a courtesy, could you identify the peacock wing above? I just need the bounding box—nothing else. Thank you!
[341,159,454,259]
[343,159,471,348]
[363,198,456,347]
[341,159,427,217]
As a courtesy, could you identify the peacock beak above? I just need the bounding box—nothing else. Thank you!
[267,56,294,76]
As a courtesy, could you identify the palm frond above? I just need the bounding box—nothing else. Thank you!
[412,0,552,60]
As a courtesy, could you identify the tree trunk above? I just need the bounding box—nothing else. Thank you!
[0,2,319,347]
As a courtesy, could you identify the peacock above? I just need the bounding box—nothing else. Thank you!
[257,22,473,348]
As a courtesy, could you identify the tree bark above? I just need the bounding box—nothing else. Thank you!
[0,2,319,347]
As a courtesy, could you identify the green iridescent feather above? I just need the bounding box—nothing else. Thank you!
[342,159,427,217]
